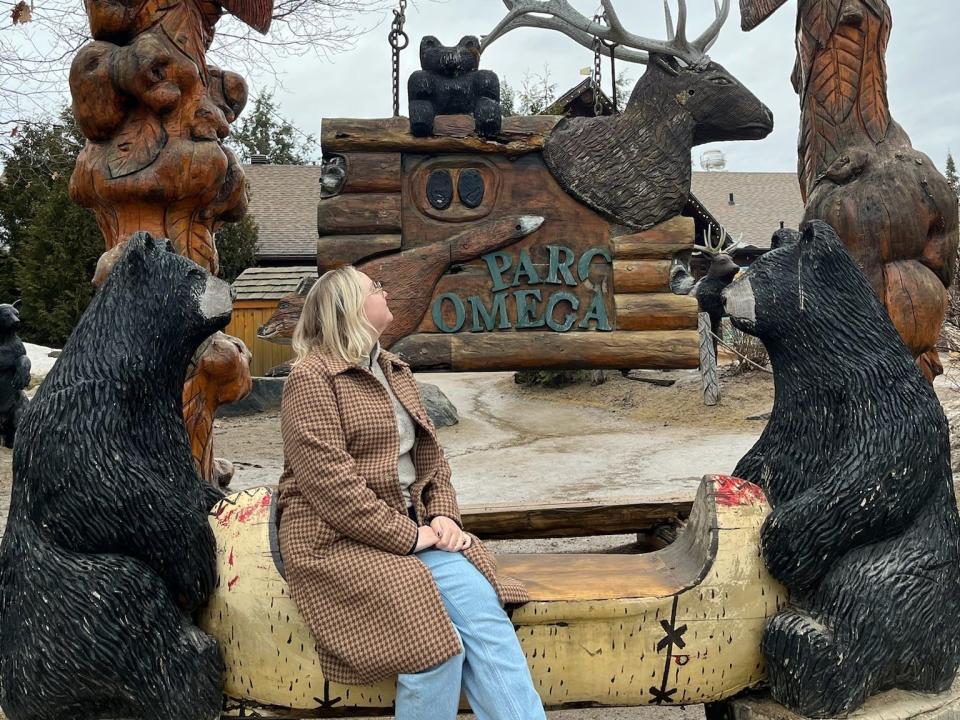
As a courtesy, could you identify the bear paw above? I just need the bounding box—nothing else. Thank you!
[760,503,832,594]
[763,607,869,718]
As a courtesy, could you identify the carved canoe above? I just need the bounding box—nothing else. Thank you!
[198,475,786,714]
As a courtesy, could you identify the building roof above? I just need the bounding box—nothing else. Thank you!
[232,265,317,301]
[242,163,322,260]
[544,78,615,117]
[690,172,805,250]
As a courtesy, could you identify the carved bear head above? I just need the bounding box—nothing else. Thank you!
[0,304,20,333]
[722,220,908,369]
[419,35,482,77]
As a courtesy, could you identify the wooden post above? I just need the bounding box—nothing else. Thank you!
[699,311,720,406]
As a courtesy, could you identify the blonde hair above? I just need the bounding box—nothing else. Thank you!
[292,265,376,366]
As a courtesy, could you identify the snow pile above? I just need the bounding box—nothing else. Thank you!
[24,342,59,385]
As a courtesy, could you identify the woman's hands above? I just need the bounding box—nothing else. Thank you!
[413,517,473,553]
[430,516,472,552]
[415,526,440,552]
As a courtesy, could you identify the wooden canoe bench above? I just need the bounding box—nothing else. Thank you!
[201,476,785,714]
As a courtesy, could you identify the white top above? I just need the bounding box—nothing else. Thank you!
[364,343,417,508]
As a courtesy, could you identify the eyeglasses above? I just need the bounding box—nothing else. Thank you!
[369,280,386,296]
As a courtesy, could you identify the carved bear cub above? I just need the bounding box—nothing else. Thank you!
[0,303,30,448]
[408,35,501,138]
[723,221,960,717]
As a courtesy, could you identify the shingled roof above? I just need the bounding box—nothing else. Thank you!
[243,163,322,261]
[232,265,317,301]
[691,171,805,250]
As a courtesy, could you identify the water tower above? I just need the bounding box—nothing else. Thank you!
[699,150,727,171]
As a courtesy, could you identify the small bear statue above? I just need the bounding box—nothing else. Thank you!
[0,303,30,449]
[408,35,502,139]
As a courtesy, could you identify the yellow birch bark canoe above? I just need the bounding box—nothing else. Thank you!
[198,475,787,714]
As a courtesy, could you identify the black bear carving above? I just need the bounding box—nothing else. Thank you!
[408,35,501,138]
[723,221,960,717]
[0,304,30,448]
[0,233,231,720]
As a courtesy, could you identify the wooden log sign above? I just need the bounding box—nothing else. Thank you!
[318,116,700,372]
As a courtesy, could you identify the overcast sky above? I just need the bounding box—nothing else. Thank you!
[243,0,958,174]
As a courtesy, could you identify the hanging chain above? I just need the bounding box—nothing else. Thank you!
[592,12,604,116]
[606,40,619,112]
[388,0,409,117]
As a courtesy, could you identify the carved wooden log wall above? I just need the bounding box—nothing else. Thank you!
[316,115,701,372]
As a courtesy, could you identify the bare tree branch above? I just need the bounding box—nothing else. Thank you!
[0,0,393,155]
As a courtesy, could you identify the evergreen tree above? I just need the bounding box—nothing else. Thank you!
[216,210,259,284]
[0,110,102,346]
[500,79,517,118]
[947,152,959,200]
[614,69,633,113]
[227,91,317,165]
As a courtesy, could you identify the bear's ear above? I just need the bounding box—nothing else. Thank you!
[799,220,844,257]
[420,35,440,50]
[161,238,175,253]
[124,231,152,276]
[459,36,480,50]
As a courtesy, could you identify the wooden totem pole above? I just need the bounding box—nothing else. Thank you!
[68,0,269,482]
[741,0,960,381]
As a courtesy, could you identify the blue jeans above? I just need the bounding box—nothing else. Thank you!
[395,549,546,720]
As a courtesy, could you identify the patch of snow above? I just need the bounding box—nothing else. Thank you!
[24,342,59,380]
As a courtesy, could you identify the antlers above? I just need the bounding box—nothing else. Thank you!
[482,0,730,68]
[694,225,743,256]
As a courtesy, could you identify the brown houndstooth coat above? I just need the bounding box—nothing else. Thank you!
[277,346,529,686]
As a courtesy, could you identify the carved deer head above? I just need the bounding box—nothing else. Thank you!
[482,0,773,230]
[483,0,772,142]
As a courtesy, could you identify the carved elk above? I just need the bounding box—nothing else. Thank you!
[482,0,775,231]
[740,0,960,381]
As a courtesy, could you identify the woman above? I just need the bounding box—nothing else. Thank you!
[278,265,546,720]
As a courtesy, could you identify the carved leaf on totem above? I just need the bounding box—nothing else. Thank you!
[107,114,168,179]
[157,0,209,78]
[857,5,891,145]
[795,0,842,99]
[808,18,863,125]
[219,0,273,34]
[739,0,788,31]
[165,201,217,273]
[799,101,841,196]
[800,0,843,50]
[182,376,208,465]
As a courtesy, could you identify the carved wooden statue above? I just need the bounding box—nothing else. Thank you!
[723,221,960,716]
[183,331,252,486]
[68,0,272,273]
[0,234,233,720]
[409,36,502,139]
[67,0,272,479]
[0,304,30,449]
[482,0,774,231]
[740,0,960,381]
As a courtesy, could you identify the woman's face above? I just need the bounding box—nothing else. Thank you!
[359,272,393,338]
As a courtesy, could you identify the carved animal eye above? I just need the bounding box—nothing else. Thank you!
[426,170,453,210]
[710,76,733,86]
[458,169,485,208]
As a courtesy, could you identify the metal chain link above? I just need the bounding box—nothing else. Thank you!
[592,12,604,116]
[388,0,409,117]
